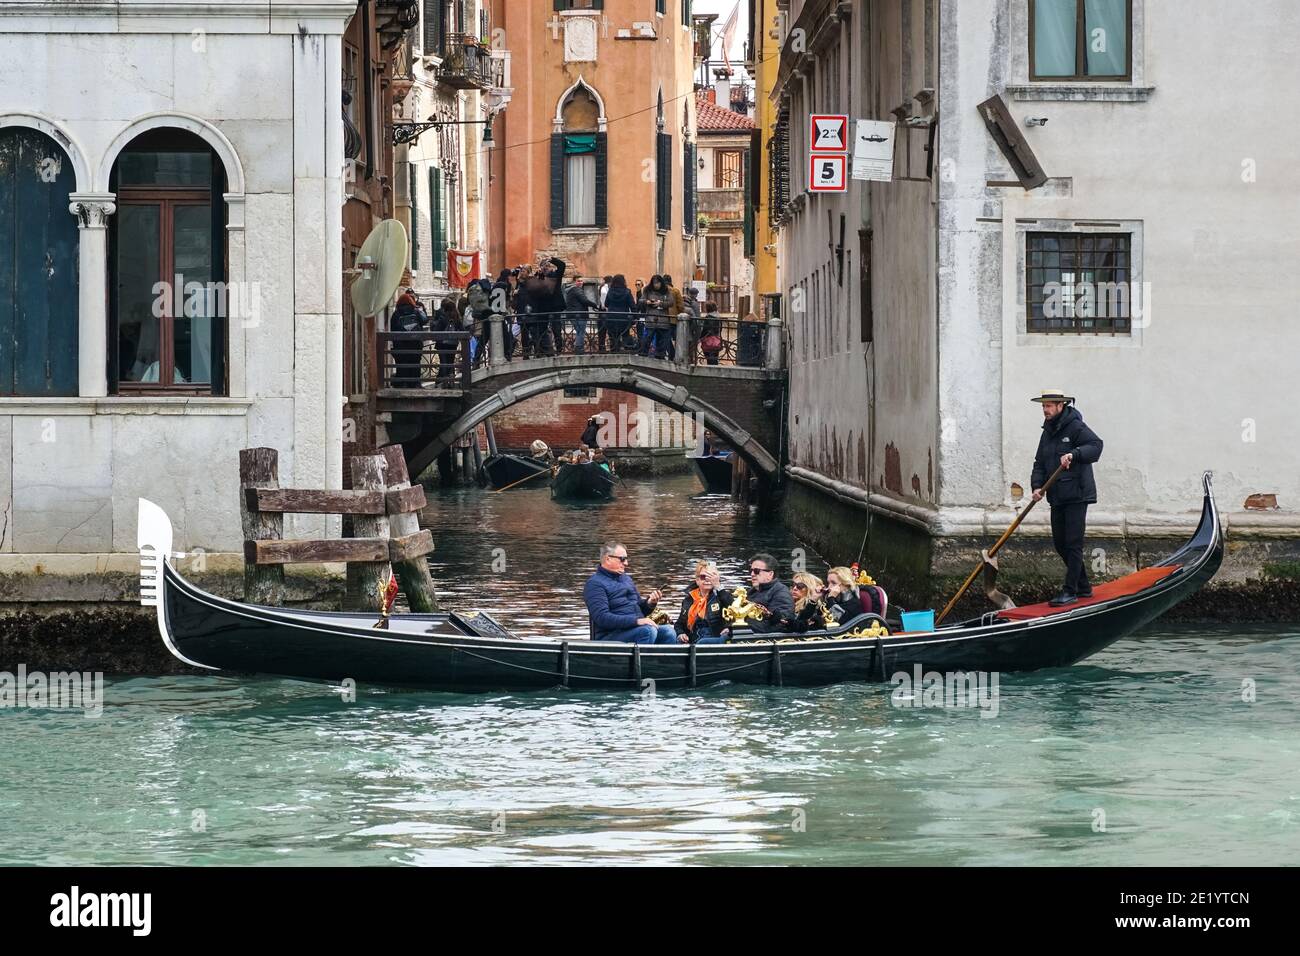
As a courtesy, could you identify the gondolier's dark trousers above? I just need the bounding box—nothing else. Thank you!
[1050,501,1091,595]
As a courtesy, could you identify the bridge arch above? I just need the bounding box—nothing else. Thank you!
[409,363,781,479]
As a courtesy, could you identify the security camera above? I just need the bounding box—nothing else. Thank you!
[1025,116,1048,127]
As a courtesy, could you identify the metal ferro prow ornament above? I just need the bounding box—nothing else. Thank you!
[723,587,766,624]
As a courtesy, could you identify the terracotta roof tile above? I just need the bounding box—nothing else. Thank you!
[696,92,756,132]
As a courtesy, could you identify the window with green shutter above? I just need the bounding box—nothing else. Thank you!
[409,164,420,272]
[656,132,672,231]
[683,142,696,236]
[429,167,446,274]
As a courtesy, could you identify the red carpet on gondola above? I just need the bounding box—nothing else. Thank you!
[996,566,1181,621]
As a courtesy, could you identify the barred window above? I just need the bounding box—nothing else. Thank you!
[1026,232,1132,333]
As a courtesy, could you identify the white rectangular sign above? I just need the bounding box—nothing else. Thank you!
[851,119,896,182]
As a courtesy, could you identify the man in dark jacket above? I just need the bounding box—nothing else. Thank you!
[1030,389,1104,606]
[583,542,682,644]
[580,415,602,450]
[523,256,567,356]
[564,275,593,354]
[739,552,795,634]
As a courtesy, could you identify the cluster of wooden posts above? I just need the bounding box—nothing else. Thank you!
[238,446,437,612]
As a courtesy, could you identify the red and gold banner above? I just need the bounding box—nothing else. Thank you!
[447,250,481,288]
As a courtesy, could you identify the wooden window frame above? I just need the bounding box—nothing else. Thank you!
[113,188,220,395]
[716,149,743,189]
[1029,0,1133,82]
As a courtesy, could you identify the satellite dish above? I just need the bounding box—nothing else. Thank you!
[350,219,409,317]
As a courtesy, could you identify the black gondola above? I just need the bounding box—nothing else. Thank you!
[482,453,550,490]
[550,460,616,501]
[688,452,733,493]
[138,473,1223,693]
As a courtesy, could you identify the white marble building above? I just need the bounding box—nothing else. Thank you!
[775,0,1299,583]
[0,0,356,591]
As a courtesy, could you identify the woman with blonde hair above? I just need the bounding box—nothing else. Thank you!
[674,561,727,644]
[825,566,864,625]
[789,572,828,633]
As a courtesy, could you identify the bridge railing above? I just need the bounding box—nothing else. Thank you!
[377,330,474,390]
[480,310,770,368]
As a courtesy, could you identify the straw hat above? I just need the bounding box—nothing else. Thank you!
[1030,388,1075,404]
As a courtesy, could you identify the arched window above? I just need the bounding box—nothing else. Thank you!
[550,81,607,231]
[0,127,79,396]
[109,129,227,394]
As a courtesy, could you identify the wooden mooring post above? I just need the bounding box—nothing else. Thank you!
[241,446,437,612]
[380,445,438,612]
[345,454,390,612]
[239,447,285,606]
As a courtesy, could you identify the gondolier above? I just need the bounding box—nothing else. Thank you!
[1030,388,1104,607]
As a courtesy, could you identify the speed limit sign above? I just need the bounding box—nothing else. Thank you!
[808,153,847,192]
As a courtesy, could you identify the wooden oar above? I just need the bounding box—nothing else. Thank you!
[935,462,1067,625]
[490,466,551,493]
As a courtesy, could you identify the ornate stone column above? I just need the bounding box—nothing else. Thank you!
[68,193,116,398]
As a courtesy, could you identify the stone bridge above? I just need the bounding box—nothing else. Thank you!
[379,353,788,481]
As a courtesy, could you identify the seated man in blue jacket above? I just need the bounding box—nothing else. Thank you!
[584,542,684,644]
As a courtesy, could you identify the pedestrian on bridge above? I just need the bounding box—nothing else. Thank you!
[565,274,595,355]
[640,275,672,359]
[604,275,637,352]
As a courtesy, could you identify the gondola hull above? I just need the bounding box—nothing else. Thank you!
[482,453,550,489]
[688,453,733,493]
[139,474,1224,693]
[550,461,616,501]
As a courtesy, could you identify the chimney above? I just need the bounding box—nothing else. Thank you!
[706,89,716,105]
[712,68,732,114]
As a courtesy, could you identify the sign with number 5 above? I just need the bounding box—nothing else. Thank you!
[808,154,847,192]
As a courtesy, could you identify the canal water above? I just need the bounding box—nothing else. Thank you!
[2,475,1297,865]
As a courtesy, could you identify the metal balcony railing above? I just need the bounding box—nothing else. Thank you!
[435,34,493,90]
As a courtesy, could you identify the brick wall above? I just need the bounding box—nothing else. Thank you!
[490,389,700,453]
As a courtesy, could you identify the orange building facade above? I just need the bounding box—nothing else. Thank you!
[487,0,699,282]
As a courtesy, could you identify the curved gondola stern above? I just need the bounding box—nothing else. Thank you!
[137,498,218,671]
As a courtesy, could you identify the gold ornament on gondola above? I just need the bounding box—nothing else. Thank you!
[845,620,890,639]
[818,600,837,629]
[650,607,670,625]
[723,587,767,624]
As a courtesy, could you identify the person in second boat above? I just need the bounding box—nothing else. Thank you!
[584,542,684,644]
[1030,388,1104,607]
[674,562,729,644]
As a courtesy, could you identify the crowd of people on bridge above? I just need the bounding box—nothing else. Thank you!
[583,544,889,645]
[387,254,765,387]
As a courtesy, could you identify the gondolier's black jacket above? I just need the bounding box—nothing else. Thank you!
[1032,405,1103,505]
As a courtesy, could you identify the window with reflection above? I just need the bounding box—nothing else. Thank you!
[110,129,227,394]
[1031,0,1130,80]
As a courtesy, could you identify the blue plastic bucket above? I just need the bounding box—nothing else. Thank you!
[900,610,936,632]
